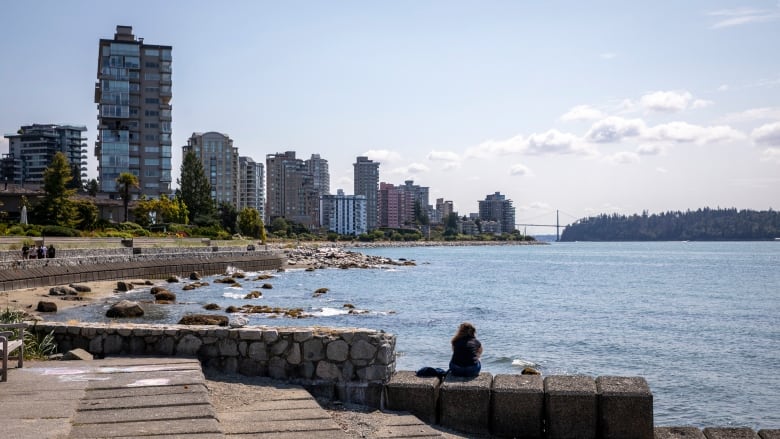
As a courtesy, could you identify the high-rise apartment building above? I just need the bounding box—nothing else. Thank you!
[435,198,454,224]
[95,25,172,197]
[307,154,330,197]
[238,156,265,219]
[478,192,516,233]
[3,124,87,187]
[183,132,238,206]
[265,151,320,228]
[320,189,367,235]
[353,156,379,231]
[378,182,412,229]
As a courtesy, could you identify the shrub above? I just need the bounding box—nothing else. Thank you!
[41,225,81,237]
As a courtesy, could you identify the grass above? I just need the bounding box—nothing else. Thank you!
[1,308,58,360]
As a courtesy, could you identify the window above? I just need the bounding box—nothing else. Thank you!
[110,43,139,56]
[144,146,160,153]
[145,62,159,68]
[144,73,160,81]
[144,134,156,141]
[144,123,159,129]
[161,49,172,61]
[145,49,159,57]
[144,98,159,104]
[124,56,140,69]
[144,110,159,117]
[144,86,159,93]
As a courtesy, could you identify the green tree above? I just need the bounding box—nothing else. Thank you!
[116,172,139,222]
[84,178,99,196]
[444,212,459,236]
[38,152,78,227]
[218,202,239,234]
[238,207,265,240]
[270,217,289,237]
[73,199,99,230]
[413,200,429,226]
[133,194,189,227]
[179,151,215,225]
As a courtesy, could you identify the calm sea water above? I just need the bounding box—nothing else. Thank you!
[54,242,780,428]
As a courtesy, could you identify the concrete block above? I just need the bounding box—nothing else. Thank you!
[655,427,706,439]
[385,370,441,424]
[544,375,597,439]
[759,431,780,439]
[703,428,760,439]
[490,374,543,439]
[596,376,653,439]
[439,372,493,436]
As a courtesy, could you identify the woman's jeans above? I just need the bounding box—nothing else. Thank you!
[449,360,481,377]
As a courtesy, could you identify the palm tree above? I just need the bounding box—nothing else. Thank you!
[116,172,140,222]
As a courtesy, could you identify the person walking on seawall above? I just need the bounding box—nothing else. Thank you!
[47,245,56,258]
[21,244,29,259]
[36,246,44,259]
[449,322,483,377]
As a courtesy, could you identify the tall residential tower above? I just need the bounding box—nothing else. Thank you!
[95,25,172,198]
[353,156,379,231]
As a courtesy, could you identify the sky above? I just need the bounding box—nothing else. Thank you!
[1,1,778,233]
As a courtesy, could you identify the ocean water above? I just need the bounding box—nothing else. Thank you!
[53,242,780,428]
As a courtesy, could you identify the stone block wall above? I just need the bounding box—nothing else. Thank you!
[30,322,396,406]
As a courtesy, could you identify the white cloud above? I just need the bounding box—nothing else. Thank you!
[708,8,780,29]
[389,162,430,176]
[427,150,460,162]
[718,84,729,92]
[691,99,713,109]
[637,144,665,156]
[639,90,694,112]
[752,122,780,146]
[336,176,353,188]
[760,148,780,163]
[600,52,617,60]
[526,129,587,155]
[645,121,745,145]
[560,105,605,122]
[586,116,646,143]
[720,107,780,123]
[442,161,462,171]
[509,163,533,177]
[525,201,552,210]
[465,134,525,158]
[363,149,401,163]
[605,151,640,165]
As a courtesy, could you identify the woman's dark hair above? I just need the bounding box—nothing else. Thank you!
[451,322,476,345]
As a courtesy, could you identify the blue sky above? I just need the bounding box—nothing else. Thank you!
[1,1,778,231]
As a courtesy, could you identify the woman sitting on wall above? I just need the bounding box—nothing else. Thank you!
[449,322,482,377]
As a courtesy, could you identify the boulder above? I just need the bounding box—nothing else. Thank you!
[178,314,229,326]
[245,291,263,299]
[343,303,355,309]
[106,300,144,318]
[150,286,170,295]
[229,316,248,328]
[255,274,274,280]
[49,286,78,296]
[313,288,329,297]
[36,301,58,313]
[522,367,541,375]
[166,275,180,283]
[225,306,240,313]
[116,281,134,292]
[203,303,221,310]
[261,283,273,289]
[154,291,177,302]
[215,277,237,284]
[231,271,246,279]
[189,272,202,280]
[69,283,92,293]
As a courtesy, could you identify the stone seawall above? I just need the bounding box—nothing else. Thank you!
[29,322,396,406]
[0,250,285,292]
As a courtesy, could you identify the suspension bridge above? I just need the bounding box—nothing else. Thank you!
[515,209,579,241]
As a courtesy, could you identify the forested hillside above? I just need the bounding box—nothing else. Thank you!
[560,208,780,241]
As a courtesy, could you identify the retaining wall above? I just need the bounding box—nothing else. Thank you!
[0,250,285,292]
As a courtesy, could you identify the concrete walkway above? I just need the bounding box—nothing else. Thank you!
[0,357,345,438]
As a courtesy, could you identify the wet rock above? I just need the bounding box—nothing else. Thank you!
[166,276,180,283]
[225,306,240,313]
[313,288,329,297]
[178,314,229,326]
[343,303,355,309]
[229,316,248,328]
[189,272,202,280]
[36,301,58,312]
[231,271,246,279]
[154,291,176,302]
[244,291,263,299]
[69,283,91,293]
[215,277,237,284]
[150,286,170,295]
[203,303,221,310]
[106,300,144,318]
[348,309,369,315]
[116,281,134,292]
[255,274,274,280]
[305,267,315,272]
[261,283,273,289]
[522,367,541,375]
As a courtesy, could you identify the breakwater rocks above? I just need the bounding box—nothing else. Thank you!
[284,246,417,269]
[29,322,396,406]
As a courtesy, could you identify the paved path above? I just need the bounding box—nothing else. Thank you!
[1,357,444,439]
